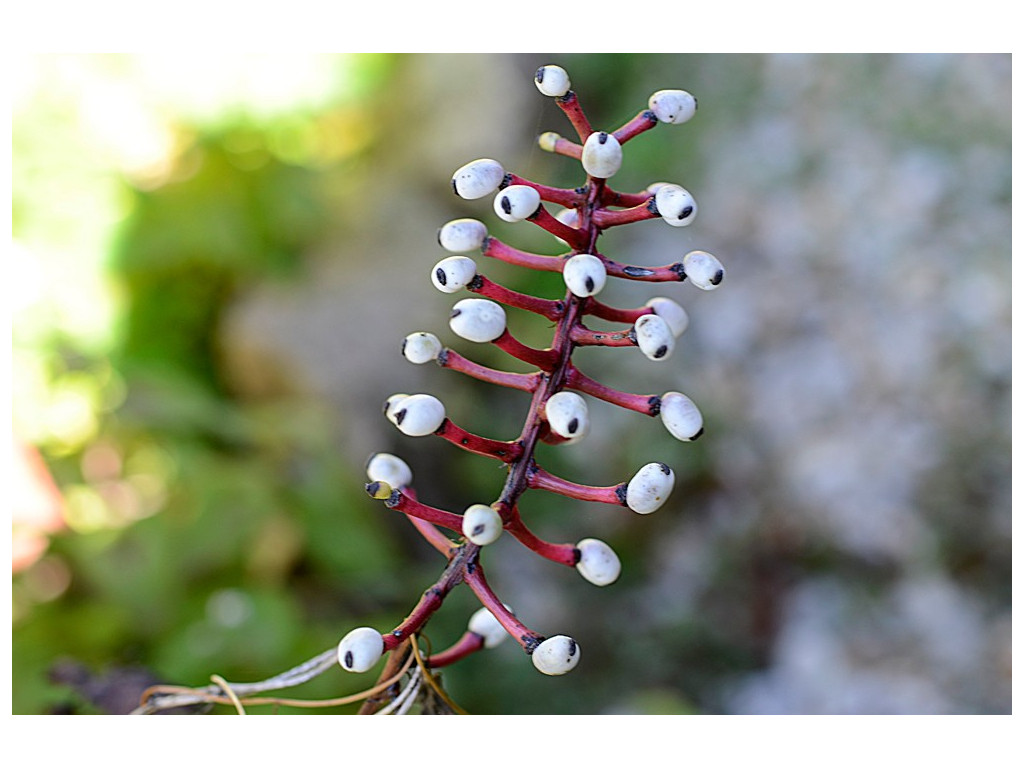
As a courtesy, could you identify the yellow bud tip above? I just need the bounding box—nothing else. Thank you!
[365,480,394,500]
[538,132,561,153]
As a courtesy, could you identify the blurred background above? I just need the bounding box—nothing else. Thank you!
[11,53,1010,715]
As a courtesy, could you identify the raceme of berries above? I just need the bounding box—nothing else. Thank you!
[341,65,724,697]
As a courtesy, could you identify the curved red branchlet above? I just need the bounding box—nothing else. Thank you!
[353,64,723,696]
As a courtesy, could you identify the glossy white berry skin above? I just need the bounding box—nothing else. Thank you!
[655,184,697,227]
[562,253,607,298]
[450,298,507,343]
[452,159,505,200]
[544,391,589,440]
[337,627,384,673]
[390,394,446,437]
[646,297,689,338]
[438,218,488,253]
[634,314,676,361]
[431,255,477,294]
[660,391,704,441]
[535,65,571,97]
[575,538,621,586]
[683,250,725,290]
[366,452,413,489]
[468,606,512,649]
[462,503,504,546]
[626,462,675,514]
[402,332,442,364]
[649,89,698,125]
[532,635,580,675]
[581,131,622,179]
[555,207,579,228]
[384,394,410,425]
[494,185,541,223]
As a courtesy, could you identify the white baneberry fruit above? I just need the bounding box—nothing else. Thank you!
[634,314,675,361]
[626,462,675,514]
[494,185,541,223]
[646,297,689,338]
[366,452,413,489]
[660,391,703,441]
[581,131,622,179]
[555,207,579,228]
[682,250,725,290]
[384,393,409,425]
[451,159,505,200]
[544,391,589,440]
[449,298,507,342]
[532,635,580,675]
[462,503,503,546]
[438,218,488,253]
[337,627,384,673]
[575,538,621,586]
[648,89,698,125]
[562,253,607,298]
[535,65,571,97]
[467,605,512,649]
[390,394,446,437]
[402,332,442,364]
[655,184,697,227]
[431,255,477,293]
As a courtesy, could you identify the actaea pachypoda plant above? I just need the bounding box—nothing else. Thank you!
[134,63,724,716]
[345,64,724,701]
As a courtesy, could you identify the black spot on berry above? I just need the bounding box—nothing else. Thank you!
[394,409,407,425]
[567,638,577,656]
[435,267,448,286]
[584,276,595,293]
[654,345,668,359]
[535,67,545,83]
[658,463,671,475]
[711,269,724,285]
[450,308,462,318]
[615,484,629,505]
[691,427,704,440]
[451,178,460,196]
[401,338,408,355]
[500,195,512,215]
[598,132,608,144]
[678,206,693,220]
[567,418,579,434]
[472,524,485,536]
[342,650,355,668]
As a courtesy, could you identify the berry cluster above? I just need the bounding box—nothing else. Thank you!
[338,65,724,691]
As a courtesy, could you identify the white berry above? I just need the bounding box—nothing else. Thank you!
[383,393,410,425]
[337,627,384,673]
[634,314,675,361]
[431,255,477,293]
[366,452,413,489]
[575,538,621,586]
[438,218,488,253]
[683,250,724,290]
[581,131,622,179]
[655,184,697,227]
[449,298,507,343]
[532,635,580,675]
[645,297,689,337]
[535,65,571,97]
[562,253,607,298]
[402,332,442,364]
[390,394,446,437]
[452,159,505,200]
[626,462,675,514]
[494,185,541,223]
[544,391,589,440]
[660,391,703,441]
[467,606,512,649]
[648,89,698,125]
[462,503,503,546]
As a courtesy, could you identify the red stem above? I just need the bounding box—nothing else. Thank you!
[527,465,627,507]
[528,205,588,249]
[592,201,658,229]
[504,512,579,567]
[464,565,545,652]
[491,329,558,370]
[482,237,566,273]
[602,257,686,283]
[548,135,583,160]
[435,418,523,462]
[556,91,593,142]
[565,365,660,416]
[585,299,652,325]
[439,349,540,392]
[569,324,637,348]
[505,174,582,208]
[427,632,485,668]
[600,187,653,208]
[613,110,658,144]
[385,489,465,533]
[469,275,564,320]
